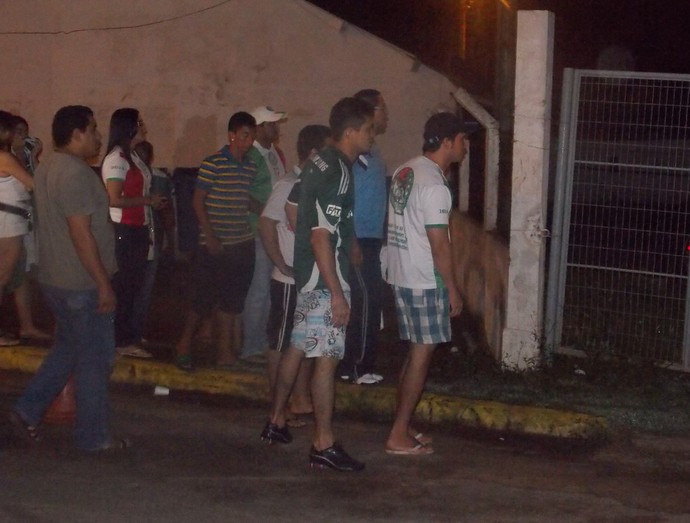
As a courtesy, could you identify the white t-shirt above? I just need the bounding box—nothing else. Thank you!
[261,166,299,284]
[386,155,452,289]
[253,141,286,186]
[101,147,151,225]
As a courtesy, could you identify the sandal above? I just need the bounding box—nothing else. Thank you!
[19,329,52,342]
[385,443,434,456]
[175,354,194,372]
[0,331,19,347]
[411,432,433,446]
[9,410,42,445]
[286,411,312,428]
[84,437,132,454]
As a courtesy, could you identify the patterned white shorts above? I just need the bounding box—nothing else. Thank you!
[290,289,351,359]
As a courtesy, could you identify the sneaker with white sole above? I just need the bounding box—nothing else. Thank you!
[355,373,383,385]
[116,345,153,359]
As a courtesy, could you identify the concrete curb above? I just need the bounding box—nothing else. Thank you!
[0,346,609,441]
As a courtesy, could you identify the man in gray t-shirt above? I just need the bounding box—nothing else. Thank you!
[11,106,124,453]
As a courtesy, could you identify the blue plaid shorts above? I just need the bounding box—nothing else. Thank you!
[393,286,451,345]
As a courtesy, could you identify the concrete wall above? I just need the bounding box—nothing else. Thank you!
[0,0,456,170]
[2,0,519,363]
[452,212,509,361]
[501,11,555,368]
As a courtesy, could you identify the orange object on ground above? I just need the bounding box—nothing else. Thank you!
[44,377,76,424]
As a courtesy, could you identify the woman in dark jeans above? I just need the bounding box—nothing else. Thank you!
[101,108,165,358]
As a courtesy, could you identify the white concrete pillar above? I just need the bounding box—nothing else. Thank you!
[501,10,554,369]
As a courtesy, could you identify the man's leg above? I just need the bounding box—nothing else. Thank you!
[215,310,238,366]
[241,237,272,358]
[269,346,305,427]
[175,247,219,366]
[311,356,338,450]
[341,264,365,380]
[73,290,116,451]
[290,359,314,415]
[175,310,201,360]
[13,286,81,427]
[266,349,281,397]
[358,239,383,376]
[386,342,436,450]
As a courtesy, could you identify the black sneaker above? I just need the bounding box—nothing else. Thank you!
[260,421,292,444]
[8,410,42,446]
[309,442,365,471]
[83,437,132,454]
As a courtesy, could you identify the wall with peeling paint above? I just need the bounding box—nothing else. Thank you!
[0,0,457,170]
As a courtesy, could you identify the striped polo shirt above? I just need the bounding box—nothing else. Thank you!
[196,145,257,246]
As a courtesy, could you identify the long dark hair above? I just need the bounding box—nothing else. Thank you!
[0,110,15,151]
[104,107,139,163]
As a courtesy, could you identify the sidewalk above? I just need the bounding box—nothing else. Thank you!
[0,345,608,441]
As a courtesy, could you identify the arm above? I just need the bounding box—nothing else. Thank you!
[311,228,349,327]
[258,216,293,278]
[105,179,165,208]
[66,214,116,314]
[0,151,33,191]
[427,226,462,317]
[192,187,222,255]
[249,195,264,215]
[285,202,298,231]
[350,236,363,266]
[28,137,43,167]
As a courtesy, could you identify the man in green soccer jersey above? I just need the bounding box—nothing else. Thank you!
[261,98,374,472]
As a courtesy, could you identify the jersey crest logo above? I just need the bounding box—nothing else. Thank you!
[391,167,414,215]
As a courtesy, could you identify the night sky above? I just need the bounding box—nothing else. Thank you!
[308,0,690,89]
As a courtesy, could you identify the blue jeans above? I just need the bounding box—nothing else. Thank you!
[14,285,116,451]
[241,236,273,357]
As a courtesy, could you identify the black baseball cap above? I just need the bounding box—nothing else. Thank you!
[423,112,479,148]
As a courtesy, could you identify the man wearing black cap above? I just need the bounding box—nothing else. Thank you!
[384,112,468,455]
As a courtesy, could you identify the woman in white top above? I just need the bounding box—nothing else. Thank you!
[7,115,52,342]
[101,108,164,358]
[0,110,34,346]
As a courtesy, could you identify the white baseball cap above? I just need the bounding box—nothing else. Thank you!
[251,106,287,125]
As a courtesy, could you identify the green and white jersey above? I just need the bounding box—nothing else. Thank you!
[386,155,452,289]
[293,146,354,293]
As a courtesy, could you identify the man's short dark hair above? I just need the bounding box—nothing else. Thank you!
[422,112,469,153]
[52,105,94,148]
[329,97,374,141]
[228,111,257,133]
[353,89,381,109]
[296,124,332,163]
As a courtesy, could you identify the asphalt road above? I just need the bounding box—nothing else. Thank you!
[1,371,689,522]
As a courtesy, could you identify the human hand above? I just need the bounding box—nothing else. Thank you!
[27,137,43,158]
[205,235,223,256]
[279,264,295,278]
[449,286,463,317]
[97,283,117,314]
[331,293,350,327]
[150,194,169,210]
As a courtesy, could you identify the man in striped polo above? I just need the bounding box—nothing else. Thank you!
[174,112,258,371]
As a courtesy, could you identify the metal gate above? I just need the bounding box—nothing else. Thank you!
[546,69,690,370]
